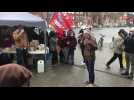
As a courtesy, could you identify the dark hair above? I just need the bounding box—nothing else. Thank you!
[49,31,56,37]
[118,29,128,37]
[79,29,84,34]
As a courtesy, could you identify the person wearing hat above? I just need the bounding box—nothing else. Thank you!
[121,28,134,79]
[82,32,97,86]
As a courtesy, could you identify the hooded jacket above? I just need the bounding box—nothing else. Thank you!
[0,64,32,87]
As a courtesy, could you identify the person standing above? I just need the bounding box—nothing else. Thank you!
[49,30,58,66]
[64,30,77,65]
[78,29,85,64]
[12,26,29,69]
[82,32,97,86]
[57,32,66,64]
[106,31,124,70]
[121,28,134,79]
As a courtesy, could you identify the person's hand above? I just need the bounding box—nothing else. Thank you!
[67,42,70,45]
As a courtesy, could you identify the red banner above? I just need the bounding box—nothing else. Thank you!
[49,12,74,38]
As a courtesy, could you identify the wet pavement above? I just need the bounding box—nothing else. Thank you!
[30,64,134,87]
[30,43,134,87]
[30,27,134,87]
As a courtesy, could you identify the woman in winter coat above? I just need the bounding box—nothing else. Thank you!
[82,33,97,86]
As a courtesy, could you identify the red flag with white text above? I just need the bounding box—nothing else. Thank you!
[49,12,74,38]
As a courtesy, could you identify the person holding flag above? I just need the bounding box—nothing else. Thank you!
[48,12,74,65]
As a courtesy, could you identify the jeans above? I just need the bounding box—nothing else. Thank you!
[16,48,28,68]
[59,50,65,63]
[125,52,134,74]
[107,53,123,68]
[63,47,69,64]
[66,48,75,65]
[51,50,58,65]
[45,52,52,63]
[80,47,85,62]
[85,58,95,84]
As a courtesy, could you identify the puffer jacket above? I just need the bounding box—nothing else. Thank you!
[124,34,134,54]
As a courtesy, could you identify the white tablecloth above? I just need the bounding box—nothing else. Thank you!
[1,47,49,55]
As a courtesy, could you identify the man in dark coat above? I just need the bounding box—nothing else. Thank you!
[64,30,77,65]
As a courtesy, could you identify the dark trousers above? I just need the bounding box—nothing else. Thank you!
[67,48,75,65]
[85,59,95,84]
[59,50,65,63]
[16,48,28,68]
[107,53,123,68]
[51,50,58,65]
[80,47,85,62]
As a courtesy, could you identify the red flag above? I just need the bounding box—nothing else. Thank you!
[49,12,74,38]
[62,13,74,30]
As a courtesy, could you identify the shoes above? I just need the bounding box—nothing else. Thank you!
[106,64,110,69]
[121,71,129,75]
[84,81,90,85]
[85,84,95,87]
[81,61,85,65]
[120,67,124,70]
[128,73,133,79]
[120,67,124,72]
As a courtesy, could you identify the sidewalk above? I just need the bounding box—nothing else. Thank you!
[30,64,134,87]
[30,43,134,87]
[75,43,126,76]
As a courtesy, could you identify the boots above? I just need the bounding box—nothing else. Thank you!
[128,73,133,79]
[121,71,129,75]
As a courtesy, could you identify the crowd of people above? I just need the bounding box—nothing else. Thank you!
[46,28,77,66]
[1,24,134,87]
[46,27,97,87]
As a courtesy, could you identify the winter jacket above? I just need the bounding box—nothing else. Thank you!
[57,37,66,49]
[124,34,134,54]
[64,36,77,49]
[49,31,57,51]
[113,36,124,54]
[83,36,97,61]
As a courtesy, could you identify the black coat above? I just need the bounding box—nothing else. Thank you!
[124,35,134,54]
